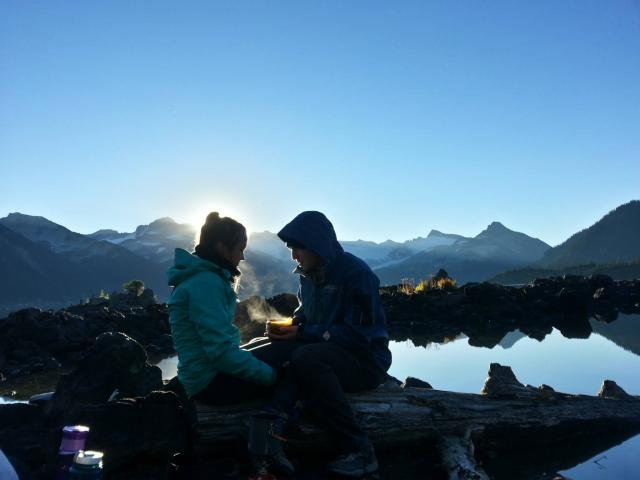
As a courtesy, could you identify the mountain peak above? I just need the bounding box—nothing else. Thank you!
[1,213,70,234]
[91,228,121,236]
[486,221,508,231]
[4,212,55,225]
[149,217,177,226]
[475,222,513,239]
[427,229,463,239]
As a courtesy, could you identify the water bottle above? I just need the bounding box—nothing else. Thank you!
[68,451,103,479]
[56,425,90,480]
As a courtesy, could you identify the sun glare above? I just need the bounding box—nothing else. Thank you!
[186,204,246,232]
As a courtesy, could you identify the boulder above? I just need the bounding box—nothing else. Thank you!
[47,332,163,417]
[402,377,433,389]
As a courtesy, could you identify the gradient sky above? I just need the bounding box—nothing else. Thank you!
[1,1,639,246]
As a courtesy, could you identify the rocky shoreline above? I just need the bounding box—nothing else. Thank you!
[1,275,639,478]
[381,274,640,346]
[2,274,638,386]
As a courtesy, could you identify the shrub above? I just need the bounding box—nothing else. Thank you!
[123,279,145,297]
[414,276,457,293]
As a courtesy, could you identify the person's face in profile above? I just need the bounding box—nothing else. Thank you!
[290,247,323,272]
[217,235,247,268]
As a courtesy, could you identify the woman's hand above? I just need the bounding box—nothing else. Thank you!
[266,321,299,341]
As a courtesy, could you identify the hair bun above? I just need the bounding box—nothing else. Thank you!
[206,212,221,224]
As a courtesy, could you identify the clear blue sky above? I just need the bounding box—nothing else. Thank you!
[2,1,639,246]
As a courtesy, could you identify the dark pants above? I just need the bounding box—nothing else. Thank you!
[193,338,384,453]
[192,338,301,405]
[286,342,384,453]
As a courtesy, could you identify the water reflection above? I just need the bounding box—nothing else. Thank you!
[560,434,640,479]
[389,308,640,350]
[157,315,640,395]
[387,313,640,480]
[389,326,640,395]
[591,313,640,356]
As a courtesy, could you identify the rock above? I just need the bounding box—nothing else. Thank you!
[402,377,433,389]
[138,288,156,306]
[555,287,591,314]
[47,332,163,417]
[146,333,175,355]
[463,283,508,305]
[588,274,614,288]
[597,380,633,400]
[1,302,173,382]
[108,288,157,310]
[481,363,525,398]
[266,293,299,317]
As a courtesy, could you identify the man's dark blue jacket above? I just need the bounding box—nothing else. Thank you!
[278,211,392,373]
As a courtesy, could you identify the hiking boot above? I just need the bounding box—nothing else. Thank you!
[327,444,379,477]
[266,417,295,475]
[248,413,295,476]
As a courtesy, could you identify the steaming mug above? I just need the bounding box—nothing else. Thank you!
[266,318,293,336]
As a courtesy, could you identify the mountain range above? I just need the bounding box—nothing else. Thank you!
[1,199,638,314]
[490,201,640,284]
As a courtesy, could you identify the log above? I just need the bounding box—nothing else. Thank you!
[194,363,640,478]
[439,430,489,480]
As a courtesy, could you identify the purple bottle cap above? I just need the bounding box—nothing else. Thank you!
[62,425,90,438]
[59,425,90,452]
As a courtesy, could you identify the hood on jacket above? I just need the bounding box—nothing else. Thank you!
[277,211,344,262]
[167,248,232,287]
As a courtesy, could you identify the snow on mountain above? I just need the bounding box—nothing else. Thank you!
[0,213,134,261]
[89,217,197,264]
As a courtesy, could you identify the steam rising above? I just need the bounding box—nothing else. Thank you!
[242,296,287,324]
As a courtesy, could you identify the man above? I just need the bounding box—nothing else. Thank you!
[270,211,392,477]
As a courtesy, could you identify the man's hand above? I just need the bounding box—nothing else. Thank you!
[266,321,299,341]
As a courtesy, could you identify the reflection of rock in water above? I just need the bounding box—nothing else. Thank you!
[555,312,594,339]
[382,275,640,350]
[498,330,526,349]
[591,313,640,356]
[479,426,640,480]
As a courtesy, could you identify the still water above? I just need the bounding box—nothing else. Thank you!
[158,313,640,479]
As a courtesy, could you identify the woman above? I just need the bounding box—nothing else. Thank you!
[167,212,297,475]
[167,212,278,404]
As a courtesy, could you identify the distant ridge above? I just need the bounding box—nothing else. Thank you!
[3,201,638,313]
[0,213,169,304]
[0,223,78,304]
[374,221,551,285]
[538,200,640,268]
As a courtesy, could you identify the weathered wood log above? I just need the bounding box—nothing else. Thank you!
[194,364,640,478]
[439,429,489,480]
